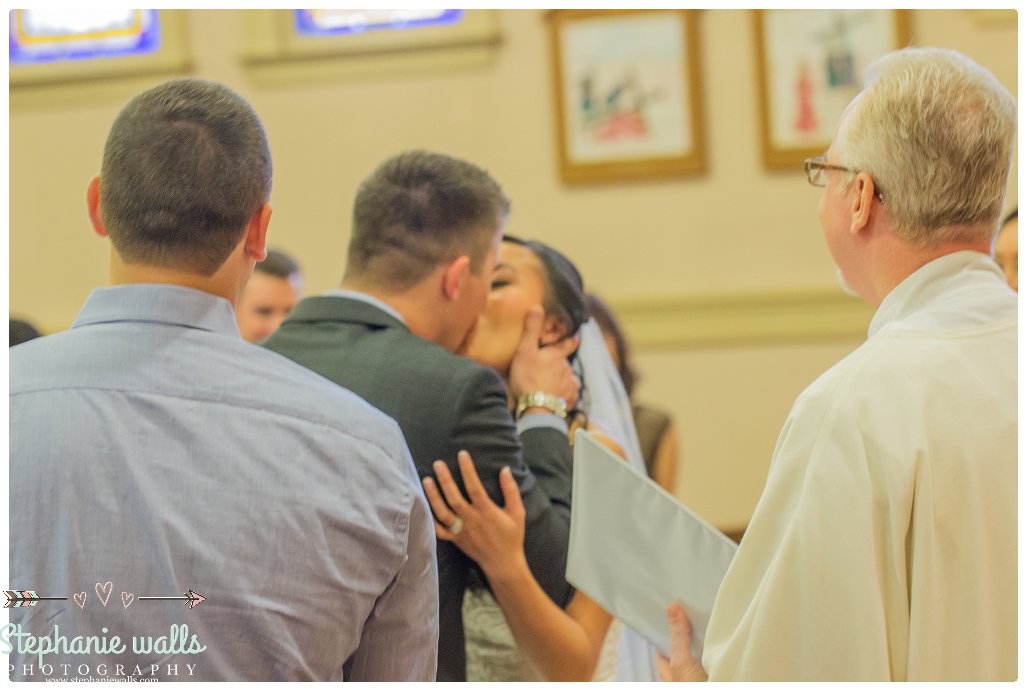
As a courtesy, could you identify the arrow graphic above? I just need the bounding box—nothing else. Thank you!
[4,591,67,608]
[138,589,207,609]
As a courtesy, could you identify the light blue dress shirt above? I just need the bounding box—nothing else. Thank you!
[9,284,438,682]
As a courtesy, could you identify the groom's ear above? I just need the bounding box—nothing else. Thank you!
[441,255,471,302]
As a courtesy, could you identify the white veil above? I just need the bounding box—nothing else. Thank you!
[575,318,661,682]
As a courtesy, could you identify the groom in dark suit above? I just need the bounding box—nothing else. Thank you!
[262,150,580,681]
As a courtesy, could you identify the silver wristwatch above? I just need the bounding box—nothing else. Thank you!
[515,391,568,419]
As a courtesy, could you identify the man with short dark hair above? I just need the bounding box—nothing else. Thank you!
[263,150,580,681]
[10,79,437,682]
[236,248,303,342]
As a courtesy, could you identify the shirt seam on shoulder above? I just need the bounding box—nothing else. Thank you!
[10,385,399,456]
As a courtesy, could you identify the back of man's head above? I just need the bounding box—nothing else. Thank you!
[100,78,272,276]
[255,248,301,280]
[836,47,1015,246]
[345,150,510,291]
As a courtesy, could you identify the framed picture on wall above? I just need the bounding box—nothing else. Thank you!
[547,9,706,184]
[754,9,912,170]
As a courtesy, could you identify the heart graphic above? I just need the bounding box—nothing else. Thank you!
[121,592,134,609]
[73,592,87,609]
[95,581,113,607]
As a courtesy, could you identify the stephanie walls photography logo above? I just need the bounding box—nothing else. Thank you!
[5,583,208,681]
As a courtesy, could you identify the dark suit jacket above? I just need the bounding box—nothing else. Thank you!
[262,295,574,681]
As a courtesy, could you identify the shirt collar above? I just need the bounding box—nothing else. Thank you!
[72,284,241,338]
[868,250,1005,338]
[321,289,407,325]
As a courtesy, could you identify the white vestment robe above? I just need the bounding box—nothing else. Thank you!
[703,251,1017,681]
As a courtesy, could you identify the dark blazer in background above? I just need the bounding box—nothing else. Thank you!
[262,296,575,682]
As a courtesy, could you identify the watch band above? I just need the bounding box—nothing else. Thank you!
[515,391,568,419]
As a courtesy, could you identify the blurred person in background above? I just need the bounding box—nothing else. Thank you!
[236,247,302,342]
[587,293,679,493]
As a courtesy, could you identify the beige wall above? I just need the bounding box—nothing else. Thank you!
[9,10,1017,529]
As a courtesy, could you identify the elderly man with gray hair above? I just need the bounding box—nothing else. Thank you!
[661,47,1016,681]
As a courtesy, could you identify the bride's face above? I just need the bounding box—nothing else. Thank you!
[459,241,556,376]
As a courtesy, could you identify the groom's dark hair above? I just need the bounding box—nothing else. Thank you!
[345,150,510,291]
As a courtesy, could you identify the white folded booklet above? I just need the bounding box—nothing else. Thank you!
[567,429,738,659]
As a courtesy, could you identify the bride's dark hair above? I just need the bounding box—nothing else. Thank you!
[502,235,588,344]
[503,236,590,424]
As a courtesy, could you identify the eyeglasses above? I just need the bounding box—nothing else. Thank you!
[803,156,885,203]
